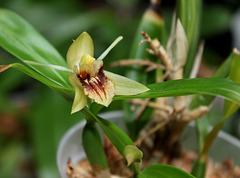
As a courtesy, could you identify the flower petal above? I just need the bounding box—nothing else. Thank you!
[67,32,94,69]
[69,73,87,114]
[104,71,149,95]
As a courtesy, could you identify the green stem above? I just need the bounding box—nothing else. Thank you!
[81,107,96,125]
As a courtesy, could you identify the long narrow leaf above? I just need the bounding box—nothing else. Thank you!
[190,51,235,110]
[176,0,202,77]
[191,50,238,158]
[95,116,134,156]
[0,9,70,87]
[138,164,195,178]
[82,108,134,156]
[82,123,109,169]
[224,50,240,118]
[114,78,240,105]
[200,49,240,162]
[191,160,206,178]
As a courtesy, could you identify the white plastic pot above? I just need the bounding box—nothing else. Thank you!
[57,111,240,178]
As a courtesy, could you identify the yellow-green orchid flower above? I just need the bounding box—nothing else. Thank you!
[24,32,149,114]
[67,32,149,114]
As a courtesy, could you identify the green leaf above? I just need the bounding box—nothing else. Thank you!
[95,116,134,156]
[190,51,235,110]
[224,50,240,118]
[138,164,195,178]
[189,51,235,156]
[114,78,240,105]
[0,9,70,88]
[199,50,240,162]
[191,160,206,178]
[177,0,199,45]
[0,63,74,102]
[200,121,224,162]
[82,123,109,169]
[82,108,134,156]
[90,103,104,115]
[195,117,209,153]
[176,0,202,78]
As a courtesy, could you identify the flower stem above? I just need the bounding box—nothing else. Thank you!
[81,107,96,125]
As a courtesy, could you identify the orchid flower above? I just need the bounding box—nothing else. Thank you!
[66,32,149,113]
[24,32,149,114]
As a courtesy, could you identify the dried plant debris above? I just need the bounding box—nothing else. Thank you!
[66,158,115,178]
[66,158,94,178]
[110,59,165,73]
[141,31,173,82]
[66,143,240,178]
[65,136,132,178]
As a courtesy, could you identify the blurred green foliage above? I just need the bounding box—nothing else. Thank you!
[0,0,240,177]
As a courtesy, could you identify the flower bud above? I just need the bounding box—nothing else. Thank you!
[123,145,143,166]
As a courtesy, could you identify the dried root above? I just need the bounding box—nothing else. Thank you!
[141,31,173,81]
[110,59,165,72]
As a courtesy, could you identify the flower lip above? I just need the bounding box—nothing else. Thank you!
[78,66,106,98]
[76,59,115,107]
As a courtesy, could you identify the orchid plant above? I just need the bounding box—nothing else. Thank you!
[0,0,240,177]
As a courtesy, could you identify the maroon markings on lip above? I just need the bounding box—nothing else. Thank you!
[76,63,114,104]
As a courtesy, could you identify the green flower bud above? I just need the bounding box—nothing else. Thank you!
[123,145,143,166]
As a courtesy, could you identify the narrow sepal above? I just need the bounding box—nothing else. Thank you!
[69,73,87,114]
[104,71,149,95]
